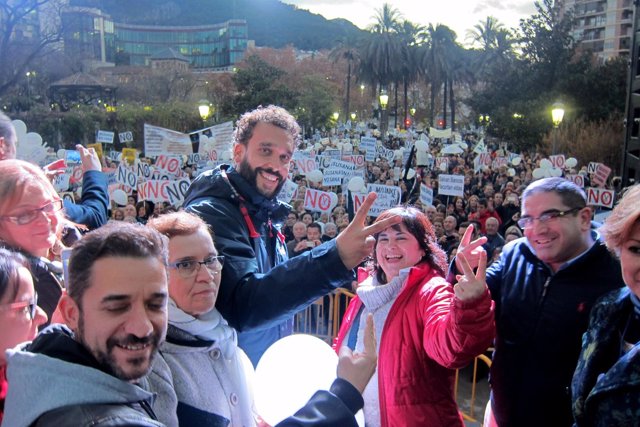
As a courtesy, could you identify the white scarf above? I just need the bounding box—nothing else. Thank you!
[167,298,237,358]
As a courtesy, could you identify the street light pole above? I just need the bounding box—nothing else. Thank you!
[551,102,565,155]
[379,89,389,138]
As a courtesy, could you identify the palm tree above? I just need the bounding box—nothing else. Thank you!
[330,34,362,120]
[422,24,458,129]
[466,16,505,50]
[359,3,403,132]
[397,20,425,128]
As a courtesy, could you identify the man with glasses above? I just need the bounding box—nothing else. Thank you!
[454,177,623,427]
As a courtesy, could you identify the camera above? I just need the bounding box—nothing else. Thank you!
[306,241,315,248]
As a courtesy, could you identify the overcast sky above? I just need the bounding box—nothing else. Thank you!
[282,0,537,46]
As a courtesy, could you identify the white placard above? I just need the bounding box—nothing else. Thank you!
[438,174,465,197]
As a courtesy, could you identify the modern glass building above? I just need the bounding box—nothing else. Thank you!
[115,20,248,68]
[61,7,247,69]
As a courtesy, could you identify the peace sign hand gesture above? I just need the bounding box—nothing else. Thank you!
[455,224,487,273]
[336,192,401,269]
[453,250,488,302]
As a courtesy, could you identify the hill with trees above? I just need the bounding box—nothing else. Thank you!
[69,0,365,50]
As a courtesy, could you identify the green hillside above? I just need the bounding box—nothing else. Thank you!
[70,0,365,50]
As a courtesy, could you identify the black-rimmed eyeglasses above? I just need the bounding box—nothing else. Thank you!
[0,293,38,320]
[517,207,582,229]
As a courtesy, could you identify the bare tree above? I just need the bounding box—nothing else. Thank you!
[0,0,64,97]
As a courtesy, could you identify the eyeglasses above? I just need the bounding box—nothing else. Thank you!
[0,293,38,320]
[168,255,225,278]
[0,200,64,225]
[517,207,582,229]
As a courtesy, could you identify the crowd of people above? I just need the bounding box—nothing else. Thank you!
[0,105,638,426]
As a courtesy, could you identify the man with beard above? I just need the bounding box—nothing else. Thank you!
[184,105,398,365]
[2,222,170,426]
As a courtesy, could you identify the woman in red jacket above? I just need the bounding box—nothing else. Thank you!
[334,206,495,427]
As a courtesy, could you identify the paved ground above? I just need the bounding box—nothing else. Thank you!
[456,363,491,426]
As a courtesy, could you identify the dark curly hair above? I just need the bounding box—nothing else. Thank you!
[234,105,301,147]
[372,205,448,284]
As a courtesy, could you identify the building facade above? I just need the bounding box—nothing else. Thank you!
[563,0,634,60]
[61,7,248,70]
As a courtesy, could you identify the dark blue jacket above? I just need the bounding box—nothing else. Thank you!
[184,165,354,365]
[572,287,640,426]
[485,234,623,427]
[63,170,109,229]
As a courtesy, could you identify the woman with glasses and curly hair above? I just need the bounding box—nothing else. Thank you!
[0,248,48,423]
[334,206,495,427]
[0,160,72,324]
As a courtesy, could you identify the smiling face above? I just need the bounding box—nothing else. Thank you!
[375,223,425,282]
[168,228,220,317]
[0,182,61,257]
[0,266,47,365]
[621,224,640,298]
[64,256,168,382]
[522,191,591,272]
[234,122,294,199]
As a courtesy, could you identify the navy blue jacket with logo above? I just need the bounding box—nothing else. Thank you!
[183,165,354,365]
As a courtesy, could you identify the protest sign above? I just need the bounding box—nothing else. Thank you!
[122,148,138,165]
[303,188,338,213]
[592,163,612,187]
[549,155,565,169]
[87,143,103,159]
[566,174,584,188]
[420,184,434,207]
[116,164,137,189]
[119,131,134,143]
[366,183,401,217]
[137,178,191,206]
[438,174,465,197]
[144,124,192,157]
[586,187,614,208]
[96,130,114,144]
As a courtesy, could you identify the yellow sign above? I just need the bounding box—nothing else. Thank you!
[122,148,138,165]
[87,143,103,160]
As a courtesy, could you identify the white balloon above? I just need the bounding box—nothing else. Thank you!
[394,149,403,160]
[551,167,563,177]
[307,169,323,183]
[565,157,578,168]
[414,140,428,152]
[543,168,553,178]
[328,192,339,212]
[219,151,232,161]
[12,120,27,136]
[511,156,522,166]
[540,159,552,170]
[29,132,44,146]
[254,335,338,426]
[532,168,544,179]
[348,176,365,192]
[57,149,66,159]
[508,168,516,177]
[112,189,128,206]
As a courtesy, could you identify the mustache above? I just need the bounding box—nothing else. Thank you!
[108,333,160,349]
[256,167,284,181]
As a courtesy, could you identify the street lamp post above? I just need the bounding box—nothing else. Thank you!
[379,89,389,137]
[551,102,565,155]
[332,111,340,134]
[198,99,211,124]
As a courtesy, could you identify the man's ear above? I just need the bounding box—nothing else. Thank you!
[579,206,593,231]
[0,136,6,158]
[58,292,80,331]
[232,143,245,166]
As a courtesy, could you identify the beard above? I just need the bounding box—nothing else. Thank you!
[77,315,161,382]
[238,156,286,199]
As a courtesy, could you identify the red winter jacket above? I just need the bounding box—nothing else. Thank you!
[334,262,495,427]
